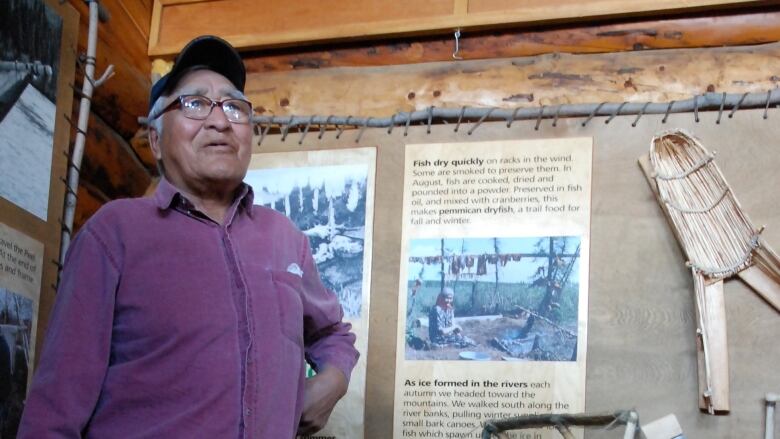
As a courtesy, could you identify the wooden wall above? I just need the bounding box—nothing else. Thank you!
[75,5,780,235]
[65,0,155,232]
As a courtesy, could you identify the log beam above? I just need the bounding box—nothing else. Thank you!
[244,42,780,118]
[76,109,152,201]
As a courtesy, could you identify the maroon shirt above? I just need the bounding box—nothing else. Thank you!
[19,178,358,438]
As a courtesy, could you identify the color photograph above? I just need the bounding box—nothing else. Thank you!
[404,236,580,362]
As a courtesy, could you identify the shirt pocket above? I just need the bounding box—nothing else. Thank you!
[270,270,305,346]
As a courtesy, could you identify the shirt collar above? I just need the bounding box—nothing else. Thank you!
[153,177,255,218]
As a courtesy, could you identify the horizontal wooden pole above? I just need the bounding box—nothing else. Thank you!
[242,42,780,119]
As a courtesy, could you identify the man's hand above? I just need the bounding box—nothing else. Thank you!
[297,366,348,435]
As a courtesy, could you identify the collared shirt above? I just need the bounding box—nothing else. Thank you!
[19,178,358,439]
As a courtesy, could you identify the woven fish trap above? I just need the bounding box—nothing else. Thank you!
[650,130,760,280]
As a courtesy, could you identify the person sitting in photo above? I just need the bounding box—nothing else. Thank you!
[428,288,475,348]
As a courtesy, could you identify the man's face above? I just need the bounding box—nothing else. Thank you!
[150,69,252,195]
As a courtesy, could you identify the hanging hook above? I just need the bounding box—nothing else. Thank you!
[506,107,520,128]
[298,116,315,145]
[716,92,726,125]
[452,28,463,60]
[582,102,605,127]
[764,89,773,120]
[280,119,293,142]
[336,116,351,139]
[356,117,372,143]
[605,102,626,124]
[551,105,562,127]
[662,100,675,124]
[728,92,748,119]
[319,115,333,139]
[257,122,272,146]
[387,113,396,134]
[467,107,494,135]
[454,106,467,132]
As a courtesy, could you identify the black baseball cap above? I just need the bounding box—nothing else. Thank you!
[148,35,245,113]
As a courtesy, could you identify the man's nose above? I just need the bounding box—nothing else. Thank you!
[204,103,231,130]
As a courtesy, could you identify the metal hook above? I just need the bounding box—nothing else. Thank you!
[452,28,463,60]
[387,113,396,134]
[605,102,626,124]
[319,115,333,139]
[404,112,412,136]
[582,102,605,127]
[728,92,748,119]
[454,106,467,132]
[552,105,562,127]
[336,116,351,139]
[280,119,293,142]
[693,94,699,123]
[356,117,372,143]
[534,106,545,131]
[258,122,272,146]
[468,107,495,135]
[764,89,773,120]
[632,102,651,127]
[298,116,315,145]
[662,100,675,124]
[716,92,726,124]
[427,106,434,134]
[506,107,520,128]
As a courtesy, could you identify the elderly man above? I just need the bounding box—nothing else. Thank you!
[19,35,358,438]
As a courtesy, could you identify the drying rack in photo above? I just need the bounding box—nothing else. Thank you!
[404,236,580,362]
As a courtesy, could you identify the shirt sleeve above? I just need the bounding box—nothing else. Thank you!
[297,235,359,382]
[18,225,119,438]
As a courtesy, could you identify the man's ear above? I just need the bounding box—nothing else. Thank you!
[149,127,162,161]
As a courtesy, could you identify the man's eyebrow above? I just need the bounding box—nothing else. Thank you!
[177,86,208,96]
[222,88,247,100]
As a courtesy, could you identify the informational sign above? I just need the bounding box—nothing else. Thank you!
[0,221,44,432]
[245,147,376,439]
[394,138,592,439]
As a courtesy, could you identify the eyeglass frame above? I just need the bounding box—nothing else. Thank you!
[149,94,254,124]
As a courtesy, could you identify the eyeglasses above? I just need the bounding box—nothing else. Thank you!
[151,95,253,124]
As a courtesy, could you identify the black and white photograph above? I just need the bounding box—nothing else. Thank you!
[0,0,62,220]
[245,164,370,317]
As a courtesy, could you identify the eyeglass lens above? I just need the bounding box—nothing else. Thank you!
[180,95,252,123]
